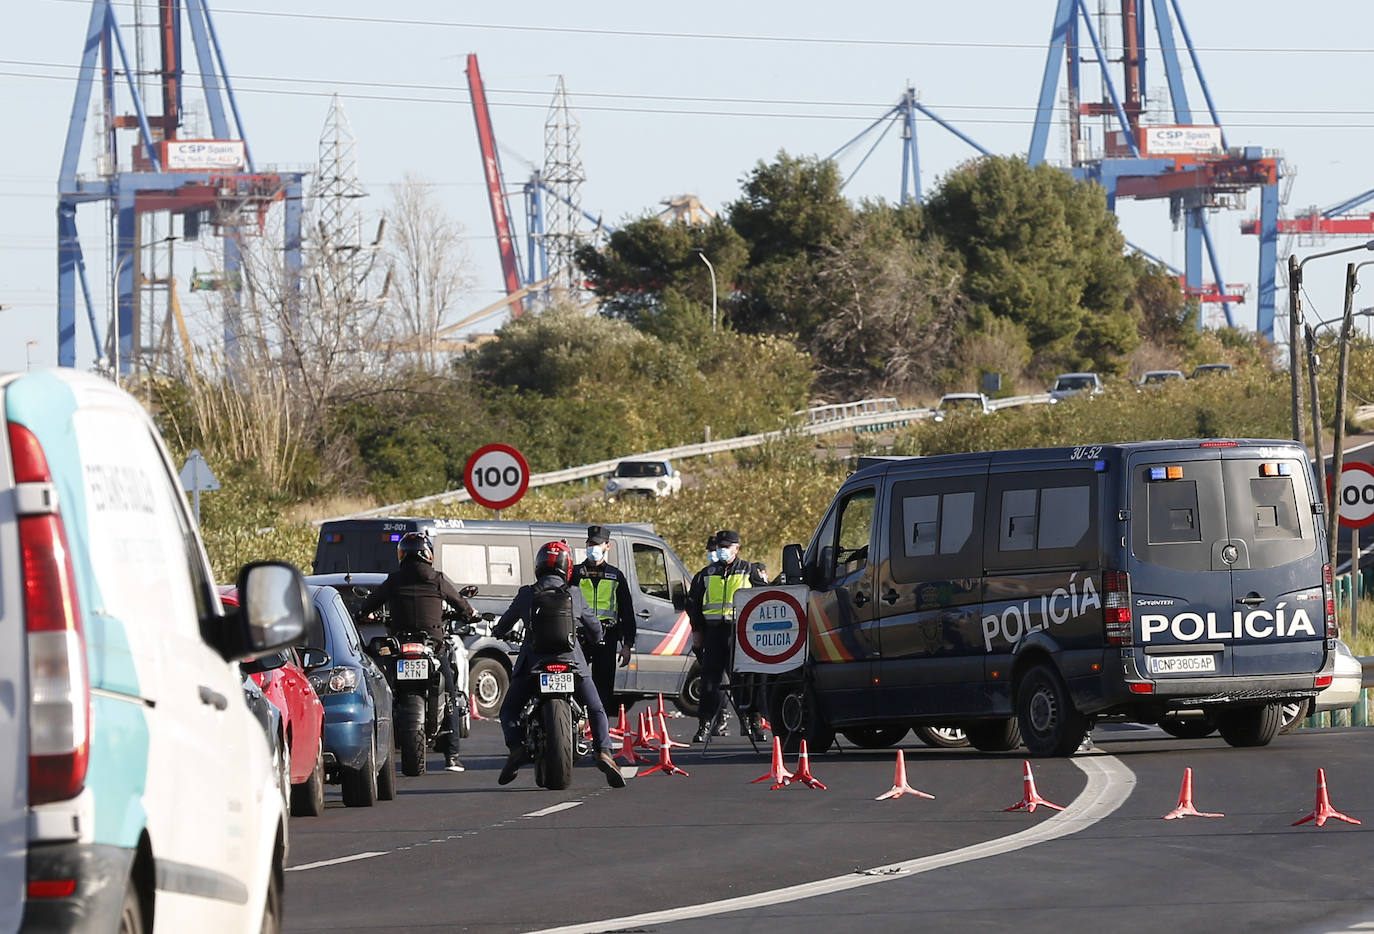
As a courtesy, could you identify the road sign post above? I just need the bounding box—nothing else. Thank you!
[178,448,220,525]
[463,443,530,515]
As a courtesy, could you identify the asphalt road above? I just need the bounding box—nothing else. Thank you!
[282,711,1374,934]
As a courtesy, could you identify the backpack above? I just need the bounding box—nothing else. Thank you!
[529,583,575,655]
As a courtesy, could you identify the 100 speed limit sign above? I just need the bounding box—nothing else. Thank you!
[463,443,530,511]
[1335,461,1374,529]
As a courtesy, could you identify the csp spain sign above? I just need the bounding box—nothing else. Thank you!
[463,443,530,511]
[733,586,809,674]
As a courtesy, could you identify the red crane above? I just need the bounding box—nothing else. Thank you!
[465,54,524,317]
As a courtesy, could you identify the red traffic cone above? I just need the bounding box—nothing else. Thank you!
[1162,767,1224,819]
[875,749,934,800]
[639,735,689,776]
[468,693,485,721]
[788,740,827,790]
[760,716,772,732]
[1004,760,1064,813]
[657,711,688,749]
[1293,768,1361,827]
[609,704,629,740]
[656,692,668,722]
[615,723,649,765]
[636,710,659,749]
[751,736,794,787]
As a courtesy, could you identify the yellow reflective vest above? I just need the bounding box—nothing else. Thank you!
[578,576,618,624]
[702,561,751,624]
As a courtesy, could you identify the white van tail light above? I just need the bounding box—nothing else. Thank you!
[1322,564,1337,639]
[9,423,89,806]
[1103,569,1133,646]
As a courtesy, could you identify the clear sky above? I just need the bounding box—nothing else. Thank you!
[5,0,1374,375]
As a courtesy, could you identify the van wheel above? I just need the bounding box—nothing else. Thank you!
[1278,698,1310,735]
[377,747,397,801]
[1016,665,1087,757]
[290,738,326,817]
[118,875,145,934]
[341,736,378,807]
[841,726,909,749]
[963,719,1021,752]
[1216,703,1282,747]
[768,680,835,755]
[470,658,509,720]
[1158,715,1217,739]
[914,726,970,749]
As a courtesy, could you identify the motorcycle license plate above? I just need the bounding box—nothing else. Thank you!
[539,672,574,693]
[397,658,429,680]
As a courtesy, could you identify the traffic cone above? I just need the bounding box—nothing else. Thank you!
[1293,768,1361,827]
[656,693,668,722]
[615,723,649,765]
[639,736,689,776]
[636,710,659,749]
[751,737,794,787]
[1004,760,1063,812]
[468,693,485,721]
[875,749,934,800]
[760,717,772,732]
[788,740,827,790]
[609,704,629,740]
[657,711,688,749]
[1162,767,1223,819]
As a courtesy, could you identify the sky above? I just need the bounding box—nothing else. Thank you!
[5,0,1374,375]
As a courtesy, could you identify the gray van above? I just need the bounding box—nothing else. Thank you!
[313,518,699,715]
[771,440,1334,756]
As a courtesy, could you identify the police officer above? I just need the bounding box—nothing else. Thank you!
[687,529,753,742]
[570,525,636,716]
[493,540,626,789]
[359,531,477,772]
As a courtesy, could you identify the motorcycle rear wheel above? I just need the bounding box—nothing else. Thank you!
[398,694,427,777]
[540,697,575,791]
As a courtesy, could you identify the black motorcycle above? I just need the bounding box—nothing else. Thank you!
[513,656,591,790]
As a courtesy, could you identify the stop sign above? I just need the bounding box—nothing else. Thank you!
[1333,461,1374,529]
[463,443,530,511]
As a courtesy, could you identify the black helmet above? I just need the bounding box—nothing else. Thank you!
[397,531,433,565]
[535,540,573,582]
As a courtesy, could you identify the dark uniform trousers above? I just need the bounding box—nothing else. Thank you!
[697,623,732,729]
[588,630,621,716]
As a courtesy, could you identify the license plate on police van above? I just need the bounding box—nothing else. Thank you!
[397,658,429,680]
[539,671,574,693]
[1148,654,1216,675]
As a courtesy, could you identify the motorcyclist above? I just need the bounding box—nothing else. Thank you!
[359,531,477,772]
[493,540,626,789]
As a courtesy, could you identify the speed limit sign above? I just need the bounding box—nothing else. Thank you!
[1334,461,1374,529]
[463,443,530,511]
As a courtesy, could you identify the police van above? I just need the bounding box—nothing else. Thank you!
[313,518,699,715]
[2,370,309,932]
[767,440,1335,756]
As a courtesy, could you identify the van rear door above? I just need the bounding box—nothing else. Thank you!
[1128,446,1324,680]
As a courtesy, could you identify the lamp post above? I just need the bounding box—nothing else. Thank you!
[1288,239,1374,443]
[109,249,137,387]
[25,340,37,371]
[695,249,717,334]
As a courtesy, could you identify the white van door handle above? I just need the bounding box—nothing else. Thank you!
[198,685,228,711]
[1236,593,1265,607]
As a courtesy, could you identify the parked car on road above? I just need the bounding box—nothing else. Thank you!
[223,586,329,818]
[604,459,682,501]
[3,368,308,932]
[299,583,397,807]
[1191,363,1234,379]
[1138,369,1184,387]
[932,392,993,422]
[1048,371,1104,403]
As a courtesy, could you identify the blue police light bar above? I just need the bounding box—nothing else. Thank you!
[389,533,402,542]
[1149,467,1167,481]
[1094,460,1108,473]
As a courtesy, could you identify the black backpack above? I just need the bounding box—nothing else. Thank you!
[529,583,575,655]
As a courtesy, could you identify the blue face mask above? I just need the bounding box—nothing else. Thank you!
[707,549,719,563]
[587,545,606,563]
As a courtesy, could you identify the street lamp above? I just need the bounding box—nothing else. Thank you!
[1287,239,1374,443]
[109,249,137,387]
[25,340,38,371]
[695,249,717,334]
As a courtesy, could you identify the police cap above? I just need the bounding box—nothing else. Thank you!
[586,525,611,545]
[715,529,740,545]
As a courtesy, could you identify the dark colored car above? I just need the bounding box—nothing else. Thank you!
[222,586,329,817]
[299,584,397,807]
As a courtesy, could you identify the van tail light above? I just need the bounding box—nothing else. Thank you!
[1315,675,1333,689]
[1103,569,1133,646]
[10,423,89,807]
[1322,564,1337,639]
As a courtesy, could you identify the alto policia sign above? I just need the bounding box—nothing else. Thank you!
[733,586,809,674]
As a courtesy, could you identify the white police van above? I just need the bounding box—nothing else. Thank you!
[769,440,1335,756]
[1,370,309,933]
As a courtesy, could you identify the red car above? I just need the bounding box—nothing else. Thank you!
[221,586,328,816]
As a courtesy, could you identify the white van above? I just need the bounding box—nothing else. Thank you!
[1,370,309,933]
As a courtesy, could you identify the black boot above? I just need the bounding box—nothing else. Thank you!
[692,723,708,743]
[746,713,766,743]
[498,745,526,785]
[712,711,730,737]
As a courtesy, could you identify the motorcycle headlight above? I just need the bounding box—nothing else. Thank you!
[309,666,360,695]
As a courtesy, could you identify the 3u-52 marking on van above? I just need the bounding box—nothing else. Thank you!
[754,439,1336,758]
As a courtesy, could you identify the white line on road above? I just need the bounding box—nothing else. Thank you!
[524,755,1136,934]
[285,851,387,873]
[523,801,582,818]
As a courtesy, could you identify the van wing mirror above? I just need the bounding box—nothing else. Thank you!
[220,561,309,663]
[781,544,805,584]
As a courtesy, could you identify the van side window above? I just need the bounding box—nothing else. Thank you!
[890,481,982,584]
[439,541,521,588]
[987,472,1097,569]
[1038,487,1090,549]
[1000,489,1037,551]
[836,489,875,569]
[633,543,671,601]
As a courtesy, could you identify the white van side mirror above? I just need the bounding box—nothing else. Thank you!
[223,561,309,662]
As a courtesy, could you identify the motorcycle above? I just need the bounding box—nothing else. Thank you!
[513,650,591,791]
[366,599,489,777]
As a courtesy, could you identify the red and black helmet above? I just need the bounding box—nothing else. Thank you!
[535,540,573,582]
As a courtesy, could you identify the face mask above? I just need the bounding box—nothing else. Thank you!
[707,549,719,563]
[717,545,735,562]
[587,545,606,562]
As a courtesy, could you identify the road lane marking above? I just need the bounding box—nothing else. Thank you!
[285,851,386,872]
[525,755,1135,934]
[523,801,582,818]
